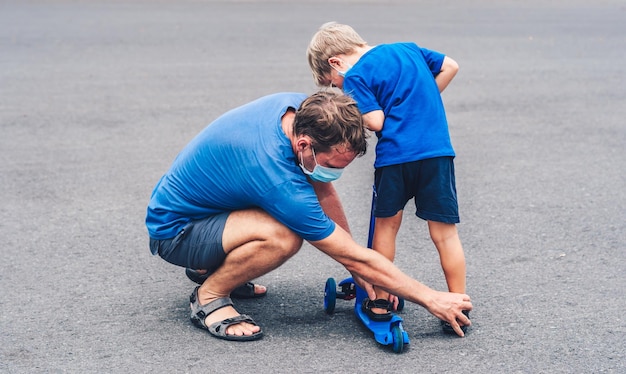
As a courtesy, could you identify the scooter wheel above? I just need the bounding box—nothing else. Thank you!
[391,325,404,353]
[324,278,337,314]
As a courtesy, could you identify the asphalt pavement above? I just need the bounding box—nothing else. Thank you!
[1,1,624,373]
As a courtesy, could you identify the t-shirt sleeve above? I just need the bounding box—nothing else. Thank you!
[419,46,445,76]
[257,180,336,242]
[343,76,381,115]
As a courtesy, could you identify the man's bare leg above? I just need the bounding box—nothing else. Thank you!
[197,208,303,337]
[189,269,267,296]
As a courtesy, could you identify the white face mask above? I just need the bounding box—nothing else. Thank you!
[299,147,344,183]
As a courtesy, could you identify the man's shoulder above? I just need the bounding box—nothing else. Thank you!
[258,92,308,105]
[227,92,308,121]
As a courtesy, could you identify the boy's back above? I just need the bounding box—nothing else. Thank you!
[343,42,455,168]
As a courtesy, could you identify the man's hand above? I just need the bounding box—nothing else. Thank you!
[426,291,472,337]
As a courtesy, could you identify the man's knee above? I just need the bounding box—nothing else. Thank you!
[266,224,303,257]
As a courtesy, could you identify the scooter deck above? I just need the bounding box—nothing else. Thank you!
[337,277,410,351]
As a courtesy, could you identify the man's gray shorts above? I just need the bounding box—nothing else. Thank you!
[149,212,229,271]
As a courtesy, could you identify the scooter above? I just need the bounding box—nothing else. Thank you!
[323,187,409,353]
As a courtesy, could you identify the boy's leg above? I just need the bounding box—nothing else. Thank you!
[428,221,466,294]
[370,210,403,313]
[412,157,465,293]
[370,163,410,314]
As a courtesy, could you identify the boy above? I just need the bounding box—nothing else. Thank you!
[307,22,469,333]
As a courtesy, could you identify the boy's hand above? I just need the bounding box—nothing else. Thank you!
[436,56,459,93]
[362,110,384,132]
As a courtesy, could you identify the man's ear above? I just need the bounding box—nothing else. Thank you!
[296,136,311,152]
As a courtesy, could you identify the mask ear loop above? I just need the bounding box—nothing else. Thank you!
[310,146,319,166]
[298,151,307,171]
[299,145,317,174]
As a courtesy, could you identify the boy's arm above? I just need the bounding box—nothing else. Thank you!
[362,110,385,132]
[435,56,459,93]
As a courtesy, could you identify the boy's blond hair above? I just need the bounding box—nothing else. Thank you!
[307,22,367,86]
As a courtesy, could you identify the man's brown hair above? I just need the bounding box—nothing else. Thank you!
[294,90,368,156]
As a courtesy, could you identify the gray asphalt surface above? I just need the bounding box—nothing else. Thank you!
[1,1,624,373]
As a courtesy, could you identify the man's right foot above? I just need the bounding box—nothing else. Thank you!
[189,286,263,341]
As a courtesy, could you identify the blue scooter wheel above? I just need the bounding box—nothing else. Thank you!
[324,278,337,314]
[391,325,404,353]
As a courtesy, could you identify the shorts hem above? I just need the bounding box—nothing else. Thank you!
[416,211,459,224]
[374,209,402,218]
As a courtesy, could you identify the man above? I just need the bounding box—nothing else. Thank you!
[146,91,472,342]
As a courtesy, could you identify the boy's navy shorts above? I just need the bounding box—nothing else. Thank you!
[149,212,229,272]
[373,156,460,224]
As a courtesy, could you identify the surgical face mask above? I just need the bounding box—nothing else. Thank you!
[299,147,344,182]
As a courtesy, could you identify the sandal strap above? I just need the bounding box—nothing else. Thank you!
[207,314,262,338]
[365,298,392,311]
[232,282,254,296]
[210,314,256,329]
[189,287,233,327]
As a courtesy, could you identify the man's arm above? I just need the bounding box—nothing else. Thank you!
[310,225,472,337]
[311,180,351,234]
[310,180,378,300]
[435,56,459,93]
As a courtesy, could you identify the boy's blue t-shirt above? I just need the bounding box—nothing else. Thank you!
[343,42,455,168]
[146,92,336,242]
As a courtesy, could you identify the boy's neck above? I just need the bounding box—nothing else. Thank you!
[343,45,373,66]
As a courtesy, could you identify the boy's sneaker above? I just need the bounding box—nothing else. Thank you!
[441,310,470,334]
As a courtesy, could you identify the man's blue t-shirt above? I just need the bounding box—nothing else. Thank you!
[146,93,336,242]
[343,43,455,168]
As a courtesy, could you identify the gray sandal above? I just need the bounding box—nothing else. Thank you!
[189,286,263,341]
